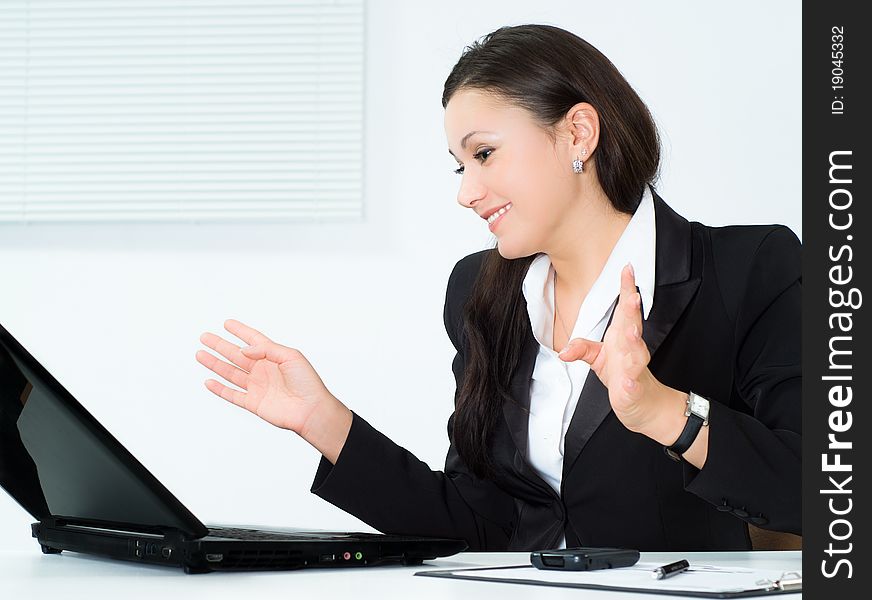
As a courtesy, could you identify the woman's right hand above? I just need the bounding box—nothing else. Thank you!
[196,319,352,461]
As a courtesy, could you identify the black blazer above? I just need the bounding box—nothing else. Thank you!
[310,189,801,551]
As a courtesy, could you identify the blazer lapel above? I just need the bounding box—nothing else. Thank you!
[559,303,617,483]
[503,326,537,463]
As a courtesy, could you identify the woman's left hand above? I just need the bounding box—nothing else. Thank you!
[558,263,677,436]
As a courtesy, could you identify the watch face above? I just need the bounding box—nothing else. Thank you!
[689,393,710,420]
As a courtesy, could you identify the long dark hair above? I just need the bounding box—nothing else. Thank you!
[442,24,662,479]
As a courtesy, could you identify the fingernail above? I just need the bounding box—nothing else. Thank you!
[633,324,639,339]
[625,377,636,390]
[560,346,569,355]
[627,262,635,278]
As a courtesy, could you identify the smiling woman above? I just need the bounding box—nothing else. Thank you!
[197,23,802,554]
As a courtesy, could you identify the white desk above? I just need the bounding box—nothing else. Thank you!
[0,549,801,599]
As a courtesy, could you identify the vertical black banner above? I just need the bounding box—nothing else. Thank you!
[804,1,871,597]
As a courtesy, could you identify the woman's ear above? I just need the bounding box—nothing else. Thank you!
[565,102,600,153]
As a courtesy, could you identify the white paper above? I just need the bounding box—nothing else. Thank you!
[434,562,800,594]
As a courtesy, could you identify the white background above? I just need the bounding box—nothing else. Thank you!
[0,0,801,551]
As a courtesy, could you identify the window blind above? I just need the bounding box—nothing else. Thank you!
[0,0,365,223]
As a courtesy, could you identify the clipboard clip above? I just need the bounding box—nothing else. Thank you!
[754,571,802,592]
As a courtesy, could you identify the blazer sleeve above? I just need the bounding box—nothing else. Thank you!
[682,225,802,535]
[308,255,517,550]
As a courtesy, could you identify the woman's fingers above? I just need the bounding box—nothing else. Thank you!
[241,341,301,366]
[204,378,248,408]
[620,262,642,320]
[559,338,602,366]
[620,320,651,383]
[195,349,250,390]
[610,263,642,356]
[224,318,272,347]
[620,337,650,377]
[199,331,256,372]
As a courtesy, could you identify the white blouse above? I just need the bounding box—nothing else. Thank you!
[520,184,656,549]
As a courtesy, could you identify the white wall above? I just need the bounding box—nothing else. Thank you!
[0,0,801,552]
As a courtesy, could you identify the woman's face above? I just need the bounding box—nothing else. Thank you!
[444,89,583,259]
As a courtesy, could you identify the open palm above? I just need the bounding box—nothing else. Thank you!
[195,319,333,434]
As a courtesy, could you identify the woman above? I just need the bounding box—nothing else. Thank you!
[195,24,801,552]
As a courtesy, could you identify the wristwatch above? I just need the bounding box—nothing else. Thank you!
[664,391,710,462]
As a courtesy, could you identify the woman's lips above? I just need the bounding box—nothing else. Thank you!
[488,204,512,232]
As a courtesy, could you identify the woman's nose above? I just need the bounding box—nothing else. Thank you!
[456,172,487,209]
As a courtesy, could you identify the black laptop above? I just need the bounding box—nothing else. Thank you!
[0,322,467,573]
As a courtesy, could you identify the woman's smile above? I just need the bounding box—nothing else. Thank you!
[487,202,513,232]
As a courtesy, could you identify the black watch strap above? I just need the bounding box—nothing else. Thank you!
[664,413,704,462]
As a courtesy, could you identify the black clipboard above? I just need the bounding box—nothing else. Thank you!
[414,564,802,598]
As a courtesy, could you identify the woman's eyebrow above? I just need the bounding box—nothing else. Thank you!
[447,130,495,158]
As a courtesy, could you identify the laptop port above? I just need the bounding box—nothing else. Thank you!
[205,553,223,563]
[161,547,173,559]
[319,554,335,562]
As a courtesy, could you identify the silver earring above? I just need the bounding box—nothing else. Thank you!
[572,148,588,174]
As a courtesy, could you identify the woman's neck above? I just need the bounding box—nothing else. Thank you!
[546,193,632,299]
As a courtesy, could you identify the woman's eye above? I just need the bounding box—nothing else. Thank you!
[453,148,492,175]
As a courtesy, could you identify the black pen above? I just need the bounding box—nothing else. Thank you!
[652,559,690,580]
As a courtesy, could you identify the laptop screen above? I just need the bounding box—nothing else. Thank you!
[0,322,208,537]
